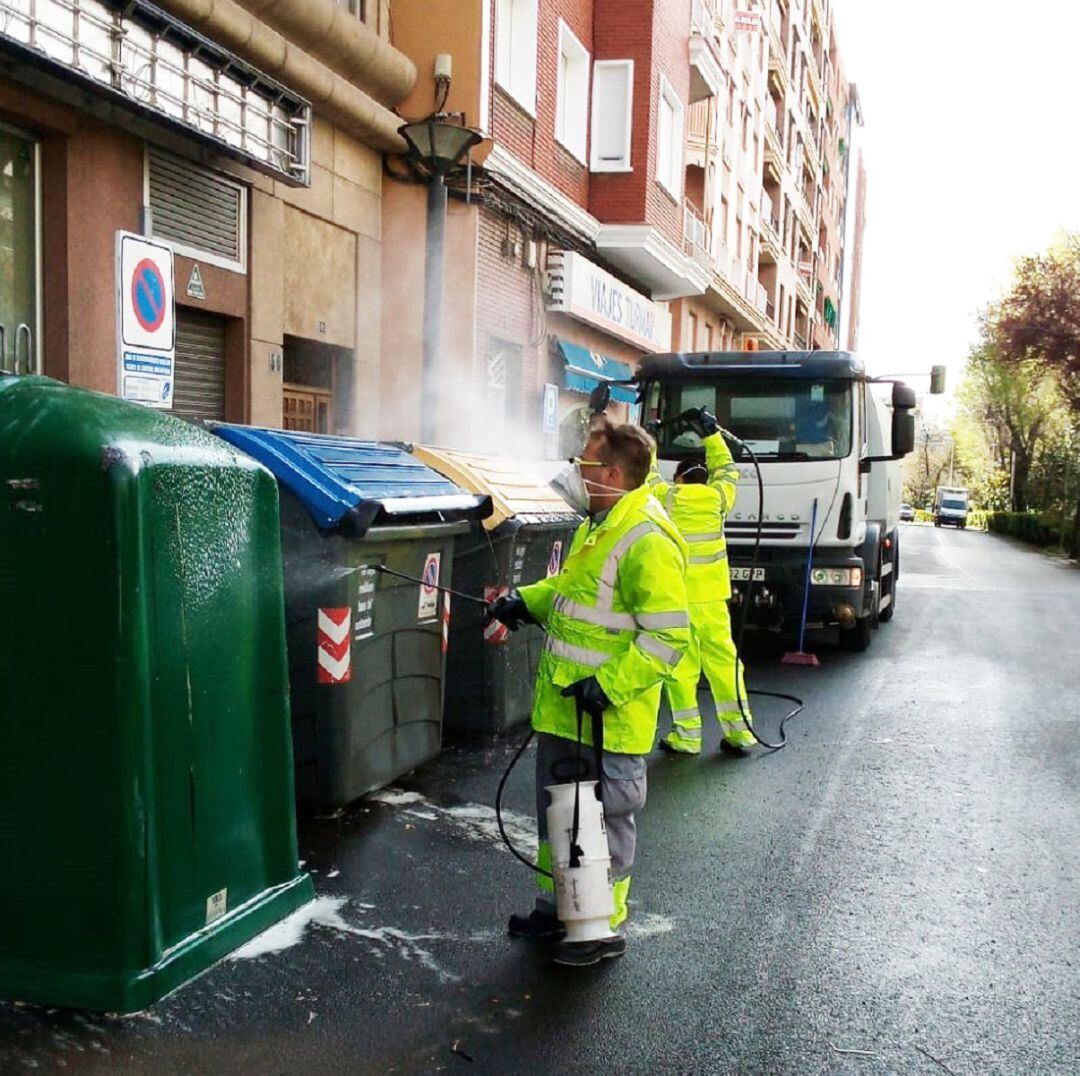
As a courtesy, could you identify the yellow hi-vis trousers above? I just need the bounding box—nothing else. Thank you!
[662,600,754,752]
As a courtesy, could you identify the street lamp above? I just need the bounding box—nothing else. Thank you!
[399,115,483,443]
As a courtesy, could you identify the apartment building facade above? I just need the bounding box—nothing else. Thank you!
[669,0,865,358]
[0,0,414,435]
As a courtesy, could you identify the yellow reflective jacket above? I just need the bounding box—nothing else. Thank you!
[648,432,739,602]
[518,483,690,755]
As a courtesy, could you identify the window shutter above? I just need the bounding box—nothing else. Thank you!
[590,61,633,171]
[148,149,244,267]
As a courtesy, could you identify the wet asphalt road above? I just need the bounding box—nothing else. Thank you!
[2,525,1079,1075]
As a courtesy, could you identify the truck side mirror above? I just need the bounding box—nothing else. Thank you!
[929,365,947,395]
[891,411,915,457]
[891,382,916,457]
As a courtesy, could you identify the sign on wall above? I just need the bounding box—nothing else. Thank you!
[116,232,176,409]
[734,11,762,32]
[547,251,673,353]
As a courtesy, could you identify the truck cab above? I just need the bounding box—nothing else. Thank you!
[934,486,970,528]
[636,350,916,650]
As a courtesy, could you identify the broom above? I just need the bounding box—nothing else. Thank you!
[782,497,820,666]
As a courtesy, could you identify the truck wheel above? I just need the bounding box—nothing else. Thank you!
[839,616,872,651]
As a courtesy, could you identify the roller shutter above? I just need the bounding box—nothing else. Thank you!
[173,309,226,423]
[148,148,244,266]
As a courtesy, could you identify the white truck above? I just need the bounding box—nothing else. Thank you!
[934,486,970,529]
[635,350,917,651]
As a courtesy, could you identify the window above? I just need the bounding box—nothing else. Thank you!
[590,60,634,171]
[556,21,590,163]
[0,125,40,375]
[333,0,365,16]
[656,75,684,198]
[495,0,538,114]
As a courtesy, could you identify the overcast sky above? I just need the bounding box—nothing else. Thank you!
[830,0,1080,397]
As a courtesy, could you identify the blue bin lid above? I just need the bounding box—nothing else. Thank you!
[212,425,492,534]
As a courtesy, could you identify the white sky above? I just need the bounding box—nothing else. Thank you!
[830,0,1080,397]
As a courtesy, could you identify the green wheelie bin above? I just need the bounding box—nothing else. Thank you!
[410,446,581,736]
[0,377,312,1014]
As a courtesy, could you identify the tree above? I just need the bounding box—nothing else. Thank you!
[995,234,1080,552]
[955,339,1061,511]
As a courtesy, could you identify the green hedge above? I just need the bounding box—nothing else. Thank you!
[986,511,1062,546]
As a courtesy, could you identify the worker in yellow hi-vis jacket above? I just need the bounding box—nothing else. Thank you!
[648,407,755,755]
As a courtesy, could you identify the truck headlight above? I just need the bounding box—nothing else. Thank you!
[810,567,863,587]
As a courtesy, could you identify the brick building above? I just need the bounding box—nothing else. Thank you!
[0,0,417,435]
[385,0,709,457]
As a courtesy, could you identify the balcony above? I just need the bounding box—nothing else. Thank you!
[690,0,724,103]
[683,201,714,271]
[768,45,790,96]
[686,100,717,169]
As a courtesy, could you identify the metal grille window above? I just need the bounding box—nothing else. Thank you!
[148,149,245,270]
[0,0,310,183]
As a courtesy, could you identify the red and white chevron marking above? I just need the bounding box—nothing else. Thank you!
[442,592,451,654]
[483,585,509,645]
[317,607,352,684]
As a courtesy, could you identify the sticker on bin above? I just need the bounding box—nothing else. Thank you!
[418,552,441,621]
[205,888,227,926]
[547,540,564,578]
[484,585,510,645]
[317,607,352,684]
[442,592,451,653]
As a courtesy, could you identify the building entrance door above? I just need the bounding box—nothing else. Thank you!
[173,308,227,422]
[0,127,39,374]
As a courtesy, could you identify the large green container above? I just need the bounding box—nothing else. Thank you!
[0,377,312,1013]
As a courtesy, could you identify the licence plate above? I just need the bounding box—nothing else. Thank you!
[731,567,765,582]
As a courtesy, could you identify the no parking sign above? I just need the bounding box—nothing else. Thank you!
[116,232,176,409]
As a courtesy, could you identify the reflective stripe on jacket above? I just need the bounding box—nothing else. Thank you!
[648,432,738,602]
[518,483,690,755]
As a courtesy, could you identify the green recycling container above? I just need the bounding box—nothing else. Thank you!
[410,447,581,736]
[211,427,493,807]
[0,377,312,1014]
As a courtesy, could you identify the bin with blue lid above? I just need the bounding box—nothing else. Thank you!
[409,446,581,736]
[213,426,492,806]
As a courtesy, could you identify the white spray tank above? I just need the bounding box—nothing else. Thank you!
[545,780,616,942]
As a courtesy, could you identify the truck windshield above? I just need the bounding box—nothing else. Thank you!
[942,499,966,511]
[644,377,853,460]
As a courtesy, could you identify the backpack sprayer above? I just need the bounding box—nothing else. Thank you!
[370,566,617,941]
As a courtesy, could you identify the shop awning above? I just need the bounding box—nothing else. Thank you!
[556,340,637,405]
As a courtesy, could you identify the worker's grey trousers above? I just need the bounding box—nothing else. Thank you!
[533,731,647,913]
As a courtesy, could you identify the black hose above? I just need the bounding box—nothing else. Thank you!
[727,434,804,750]
[494,726,553,878]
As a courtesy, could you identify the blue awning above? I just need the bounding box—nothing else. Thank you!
[212,425,491,534]
[556,339,637,405]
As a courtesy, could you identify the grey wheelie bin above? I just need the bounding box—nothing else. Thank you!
[410,446,581,736]
[213,426,492,806]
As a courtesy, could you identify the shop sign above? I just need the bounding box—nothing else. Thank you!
[734,11,762,32]
[542,383,560,434]
[547,251,672,353]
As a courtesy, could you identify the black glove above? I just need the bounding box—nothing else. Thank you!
[485,591,535,631]
[560,676,611,719]
[683,407,719,438]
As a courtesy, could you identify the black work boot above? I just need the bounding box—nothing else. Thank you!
[508,908,565,941]
[550,934,627,967]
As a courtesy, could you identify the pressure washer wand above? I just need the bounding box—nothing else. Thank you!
[371,564,490,607]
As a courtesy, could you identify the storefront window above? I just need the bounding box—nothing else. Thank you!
[0,127,39,374]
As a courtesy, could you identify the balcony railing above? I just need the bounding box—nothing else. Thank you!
[692,0,716,38]
[794,332,807,350]
[683,201,712,268]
